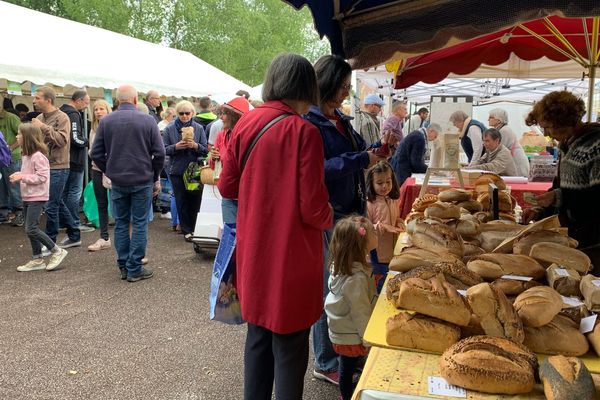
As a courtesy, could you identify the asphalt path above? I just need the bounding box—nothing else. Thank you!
[0,217,339,400]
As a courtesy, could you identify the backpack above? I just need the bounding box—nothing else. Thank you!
[0,131,12,168]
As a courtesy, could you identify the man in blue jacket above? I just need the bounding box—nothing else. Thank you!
[391,123,441,186]
[91,85,165,282]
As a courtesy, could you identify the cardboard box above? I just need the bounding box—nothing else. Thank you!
[459,169,489,185]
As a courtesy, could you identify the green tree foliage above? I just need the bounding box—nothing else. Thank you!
[6,0,329,86]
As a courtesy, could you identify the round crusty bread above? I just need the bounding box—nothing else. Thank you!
[523,315,589,356]
[457,200,483,213]
[474,173,507,192]
[491,279,541,296]
[477,192,514,212]
[438,188,473,203]
[514,286,563,327]
[539,356,596,400]
[412,193,438,212]
[424,201,461,220]
[440,336,537,394]
[411,221,464,257]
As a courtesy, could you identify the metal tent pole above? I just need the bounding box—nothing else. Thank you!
[587,65,596,122]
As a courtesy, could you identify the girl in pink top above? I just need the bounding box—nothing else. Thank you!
[365,160,405,292]
[10,123,68,272]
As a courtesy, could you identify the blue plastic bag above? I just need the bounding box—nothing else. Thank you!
[209,223,244,324]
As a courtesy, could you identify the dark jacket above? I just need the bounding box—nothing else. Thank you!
[163,119,208,175]
[59,104,88,172]
[391,128,428,186]
[461,119,486,162]
[146,102,161,124]
[304,106,369,221]
[91,103,165,186]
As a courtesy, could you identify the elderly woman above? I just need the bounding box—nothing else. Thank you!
[487,108,530,176]
[218,53,332,400]
[304,54,386,389]
[523,90,600,271]
[449,110,486,165]
[163,100,208,240]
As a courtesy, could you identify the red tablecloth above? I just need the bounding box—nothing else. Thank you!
[398,178,552,218]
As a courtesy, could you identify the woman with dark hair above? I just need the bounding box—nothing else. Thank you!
[218,53,333,400]
[163,100,208,240]
[304,54,387,385]
[523,90,600,271]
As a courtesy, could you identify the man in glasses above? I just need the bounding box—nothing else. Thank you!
[91,85,165,283]
[381,101,408,145]
[145,90,162,124]
[354,93,384,147]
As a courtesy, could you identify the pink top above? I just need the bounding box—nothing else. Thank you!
[20,151,50,202]
[367,195,402,263]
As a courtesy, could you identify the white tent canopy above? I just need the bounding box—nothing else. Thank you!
[0,1,250,97]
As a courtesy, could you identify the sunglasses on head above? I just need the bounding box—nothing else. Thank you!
[179,111,191,116]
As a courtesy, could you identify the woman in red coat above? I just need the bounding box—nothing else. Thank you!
[218,53,333,400]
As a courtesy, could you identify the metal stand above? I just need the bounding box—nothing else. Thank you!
[418,167,464,198]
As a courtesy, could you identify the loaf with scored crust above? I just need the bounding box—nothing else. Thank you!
[523,314,589,356]
[539,355,596,400]
[385,312,460,353]
[514,286,563,327]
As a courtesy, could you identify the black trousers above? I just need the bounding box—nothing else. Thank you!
[169,174,202,234]
[244,323,310,400]
[91,169,110,240]
[339,355,361,400]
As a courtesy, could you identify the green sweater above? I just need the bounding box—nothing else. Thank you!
[0,110,21,161]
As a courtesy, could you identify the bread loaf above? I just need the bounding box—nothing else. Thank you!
[466,283,524,343]
[410,221,464,257]
[586,322,600,356]
[438,188,472,203]
[424,201,461,220]
[451,214,481,238]
[460,314,486,338]
[491,278,541,296]
[529,242,591,274]
[479,223,524,252]
[558,306,588,325]
[466,254,545,280]
[547,264,581,297]
[457,200,483,213]
[412,193,438,212]
[514,286,563,327]
[477,191,514,212]
[539,356,596,400]
[474,173,507,192]
[388,247,459,272]
[463,243,485,259]
[404,211,425,225]
[440,336,537,394]
[513,230,574,255]
[523,314,589,356]
[385,313,460,353]
[580,274,600,312]
[397,274,471,326]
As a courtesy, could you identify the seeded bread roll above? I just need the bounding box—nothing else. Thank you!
[385,313,460,353]
[547,264,581,297]
[513,230,575,255]
[410,221,464,257]
[539,356,596,400]
[396,274,471,326]
[438,188,472,203]
[466,254,545,281]
[491,278,541,296]
[514,286,563,327]
[523,314,589,356]
[529,242,591,274]
[440,336,537,394]
[412,193,438,212]
[424,201,461,220]
[466,283,524,343]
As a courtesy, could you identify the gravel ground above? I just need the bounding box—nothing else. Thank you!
[0,216,339,400]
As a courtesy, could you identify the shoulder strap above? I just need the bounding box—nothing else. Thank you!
[240,113,290,172]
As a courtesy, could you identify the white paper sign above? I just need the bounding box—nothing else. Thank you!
[501,274,533,281]
[580,314,597,334]
[388,271,400,276]
[428,376,467,398]
[562,295,584,308]
[591,280,600,287]
[457,290,467,297]
[554,268,570,277]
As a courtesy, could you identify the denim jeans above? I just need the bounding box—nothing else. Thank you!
[23,201,57,258]
[45,169,70,243]
[59,169,83,241]
[221,198,238,225]
[0,159,23,215]
[111,183,153,277]
[311,229,338,373]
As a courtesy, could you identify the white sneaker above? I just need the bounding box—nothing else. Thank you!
[88,238,111,252]
[41,246,51,257]
[17,259,47,272]
[46,248,68,271]
[160,212,172,220]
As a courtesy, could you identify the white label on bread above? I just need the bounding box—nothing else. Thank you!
[592,280,600,287]
[388,271,400,276]
[554,268,570,277]
[501,274,533,281]
[562,295,584,308]
[428,377,467,398]
[457,290,467,297]
[580,314,597,334]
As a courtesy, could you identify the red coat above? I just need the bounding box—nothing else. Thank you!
[218,101,333,334]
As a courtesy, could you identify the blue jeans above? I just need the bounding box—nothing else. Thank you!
[221,198,238,225]
[45,169,70,243]
[111,183,153,277]
[59,169,83,241]
[311,229,338,373]
[0,159,23,216]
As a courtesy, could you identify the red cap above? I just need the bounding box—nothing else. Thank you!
[223,96,250,115]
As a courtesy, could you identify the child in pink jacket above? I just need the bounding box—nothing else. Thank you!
[9,123,67,272]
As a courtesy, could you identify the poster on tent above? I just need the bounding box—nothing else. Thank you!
[103,89,113,107]
[7,81,22,95]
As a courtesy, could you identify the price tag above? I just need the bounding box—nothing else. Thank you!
[554,268,570,277]
[428,376,467,398]
[457,290,467,297]
[389,271,400,276]
[562,295,584,308]
[400,234,411,244]
[501,275,533,281]
[592,280,600,287]
[580,314,597,334]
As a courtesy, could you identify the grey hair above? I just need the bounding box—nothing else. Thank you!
[449,110,468,123]
[175,100,195,115]
[483,128,502,141]
[392,101,407,111]
[489,108,508,124]
[116,85,138,103]
[137,102,149,114]
[262,53,318,105]
[71,90,88,101]
[428,123,442,133]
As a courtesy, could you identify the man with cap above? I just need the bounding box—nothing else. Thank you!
[355,94,385,147]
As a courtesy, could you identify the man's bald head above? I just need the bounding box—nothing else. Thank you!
[117,85,138,105]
